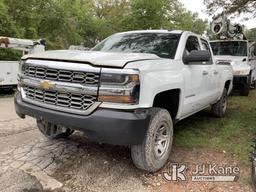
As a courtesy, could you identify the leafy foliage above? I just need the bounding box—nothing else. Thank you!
[204,0,256,17]
[0,0,207,60]
[246,28,256,42]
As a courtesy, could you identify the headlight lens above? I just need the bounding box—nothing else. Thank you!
[233,69,250,76]
[17,60,25,91]
[19,60,25,73]
[98,70,140,104]
[100,73,139,85]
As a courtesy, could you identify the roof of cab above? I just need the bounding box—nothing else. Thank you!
[115,30,204,38]
[209,39,248,42]
[116,29,184,35]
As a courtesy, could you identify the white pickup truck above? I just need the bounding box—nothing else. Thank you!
[15,30,233,172]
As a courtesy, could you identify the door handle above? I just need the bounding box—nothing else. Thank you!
[214,71,219,75]
[202,71,209,75]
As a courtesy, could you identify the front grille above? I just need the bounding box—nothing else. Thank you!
[23,65,100,85]
[23,86,97,111]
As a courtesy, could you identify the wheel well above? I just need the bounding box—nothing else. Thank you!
[225,80,231,91]
[153,89,180,120]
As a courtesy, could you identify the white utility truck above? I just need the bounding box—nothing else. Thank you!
[210,13,256,96]
[15,30,233,172]
[0,37,45,89]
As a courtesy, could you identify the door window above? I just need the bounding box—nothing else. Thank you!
[184,36,200,56]
[201,39,210,51]
[183,36,212,65]
[200,38,213,64]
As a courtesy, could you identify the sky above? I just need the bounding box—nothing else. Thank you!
[179,0,256,29]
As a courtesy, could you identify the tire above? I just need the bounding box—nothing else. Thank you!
[212,88,228,118]
[131,108,173,172]
[253,80,256,89]
[37,119,74,140]
[240,76,250,96]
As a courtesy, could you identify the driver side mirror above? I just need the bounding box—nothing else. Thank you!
[183,50,211,64]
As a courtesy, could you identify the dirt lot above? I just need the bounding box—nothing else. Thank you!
[0,96,255,192]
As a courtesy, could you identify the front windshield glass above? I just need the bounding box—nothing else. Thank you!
[210,41,247,56]
[92,33,181,59]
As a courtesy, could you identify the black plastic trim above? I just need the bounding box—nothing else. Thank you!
[15,92,150,146]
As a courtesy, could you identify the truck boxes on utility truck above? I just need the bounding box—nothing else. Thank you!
[210,40,256,96]
[0,37,45,89]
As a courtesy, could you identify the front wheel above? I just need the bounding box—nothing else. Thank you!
[211,88,228,118]
[240,75,251,96]
[131,108,173,172]
[37,119,74,140]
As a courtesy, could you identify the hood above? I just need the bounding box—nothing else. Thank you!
[214,55,247,65]
[22,50,161,68]
[214,55,250,73]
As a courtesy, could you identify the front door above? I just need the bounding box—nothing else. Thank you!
[182,36,216,117]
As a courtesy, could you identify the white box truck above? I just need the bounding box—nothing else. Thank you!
[0,37,45,89]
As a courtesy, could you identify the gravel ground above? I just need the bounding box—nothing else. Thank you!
[0,97,254,192]
[0,168,43,192]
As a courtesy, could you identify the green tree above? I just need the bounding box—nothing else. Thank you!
[0,0,208,54]
[171,10,207,34]
[0,0,17,36]
[204,0,256,16]
[246,28,256,41]
[125,0,164,30]
[123,0,207,34]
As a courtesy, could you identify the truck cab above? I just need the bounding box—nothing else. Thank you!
[210,40,256,96]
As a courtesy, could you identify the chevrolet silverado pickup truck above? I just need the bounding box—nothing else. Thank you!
[15,30,233,172]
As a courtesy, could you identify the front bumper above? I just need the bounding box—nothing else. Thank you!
[15,92,150,145]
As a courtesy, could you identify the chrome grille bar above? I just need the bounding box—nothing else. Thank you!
[23,86,96,110]
[20,59,101,115]
[20,76,98,96]
[23,59,100,85]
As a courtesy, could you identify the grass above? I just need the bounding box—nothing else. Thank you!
[174,90,256,165]
[0,87,255,165]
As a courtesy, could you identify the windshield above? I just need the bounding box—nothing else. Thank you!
[210,41,247,56]
[92,33,181,59]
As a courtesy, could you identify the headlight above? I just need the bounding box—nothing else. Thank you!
[98,69,140,104]
[17,60,25,91]
[19,60,25,73]
[233,69,250,76]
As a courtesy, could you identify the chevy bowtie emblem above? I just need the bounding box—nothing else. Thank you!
[40,81,55,90]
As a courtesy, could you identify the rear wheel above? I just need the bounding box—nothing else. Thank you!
[131,108,173,172]
[253,80,256,89]
[37,119,74,139]
[212,88,228,118]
